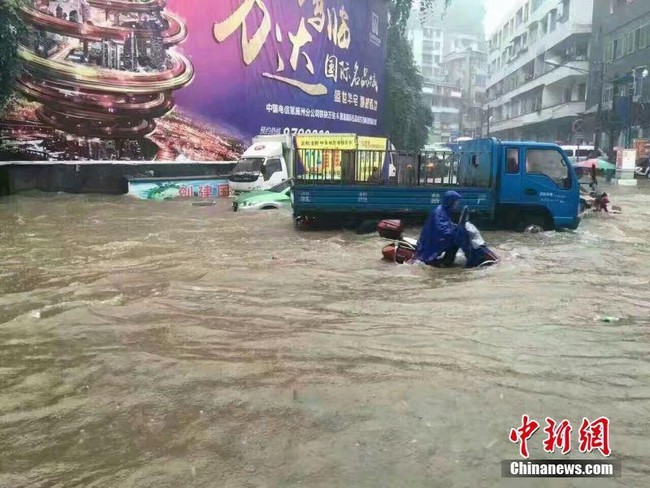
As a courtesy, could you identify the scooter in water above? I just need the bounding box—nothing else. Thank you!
[635,164,650,178]
[377,207,499,268]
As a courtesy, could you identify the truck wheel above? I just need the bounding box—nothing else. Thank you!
[516,212,548,233]
[357,219,380,235]
[579,199,587,214]
[294,216,308,230]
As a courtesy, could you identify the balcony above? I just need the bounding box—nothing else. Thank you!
[488,24,592,88]
[487,60,588,107]
[488,101,586,132]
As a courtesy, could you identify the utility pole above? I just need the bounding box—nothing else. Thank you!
[594,63,604,151]
[626,71,634,148]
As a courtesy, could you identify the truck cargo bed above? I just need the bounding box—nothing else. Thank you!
[293,184,495,226]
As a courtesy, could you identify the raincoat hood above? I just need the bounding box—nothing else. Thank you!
[442,191,462,208]
[414,192,462,265]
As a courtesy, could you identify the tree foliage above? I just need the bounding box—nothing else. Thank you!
[384,0,451,150]
[388,0,450,33]
[384,26,432,150]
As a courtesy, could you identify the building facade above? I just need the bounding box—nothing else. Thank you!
[442,47,488,139]
[485,0,593,143]
[587,0,650,155]
[407,0,487,144]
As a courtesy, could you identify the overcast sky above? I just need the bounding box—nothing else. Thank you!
[483,0,519,36]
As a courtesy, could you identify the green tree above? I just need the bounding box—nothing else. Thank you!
[0,0,25,115]
[384,26,432,150]
[384,0,451,150]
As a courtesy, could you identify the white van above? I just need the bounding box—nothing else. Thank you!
[561,145,608,163]
[229,135,293,193]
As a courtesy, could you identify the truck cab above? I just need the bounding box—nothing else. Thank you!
[491,140,580,230]
[229,135,293,193]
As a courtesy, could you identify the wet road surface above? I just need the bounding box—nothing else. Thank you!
[0,183,649,487]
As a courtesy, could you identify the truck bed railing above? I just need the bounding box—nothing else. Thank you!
[294,150,462,187]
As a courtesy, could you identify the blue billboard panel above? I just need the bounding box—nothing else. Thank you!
[172,0,389,141]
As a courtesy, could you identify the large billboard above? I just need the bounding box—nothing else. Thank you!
[0,0,388,162]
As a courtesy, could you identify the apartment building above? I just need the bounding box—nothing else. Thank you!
[407,0,487,143]
[587,0,650,153]
[442,47,488,139]
[485,0,593,143]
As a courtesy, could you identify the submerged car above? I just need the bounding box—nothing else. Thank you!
[232,179,292,212]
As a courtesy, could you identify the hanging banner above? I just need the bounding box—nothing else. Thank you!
[294,134,357,150]
[358,136,388,151]
[295,134,388,180]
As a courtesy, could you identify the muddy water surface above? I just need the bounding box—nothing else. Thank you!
[0,184,649,487]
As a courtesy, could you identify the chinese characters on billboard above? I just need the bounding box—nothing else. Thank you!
[179,0,388,140]
[127,178,231,201]
[0,0,388,162]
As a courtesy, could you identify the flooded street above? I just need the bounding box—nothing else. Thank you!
[0,184,649,488]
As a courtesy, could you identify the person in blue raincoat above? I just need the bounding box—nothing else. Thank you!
[413,190,463,267]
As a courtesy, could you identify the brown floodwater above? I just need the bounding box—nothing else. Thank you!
[0,183,649,487]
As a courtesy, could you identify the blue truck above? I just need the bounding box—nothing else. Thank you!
[292,138,581,232]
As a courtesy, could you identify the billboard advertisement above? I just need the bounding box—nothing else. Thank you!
[0,0,388,162]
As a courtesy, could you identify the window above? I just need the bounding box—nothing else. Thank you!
[627,31,636,55]
[234,158,264,173]
[506,148,520,174]
[550,11,557,32]
[561,0,570,21]
[614,38,623,59]
[639,25,647,50]
[604,41,614,63]
[563,87,572,103]
[577,83,586,101]
[265,158,283,179]
[634,67,647,95]
[525,149,571,188]
[424,28,433,38]
[423,40,434,51]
